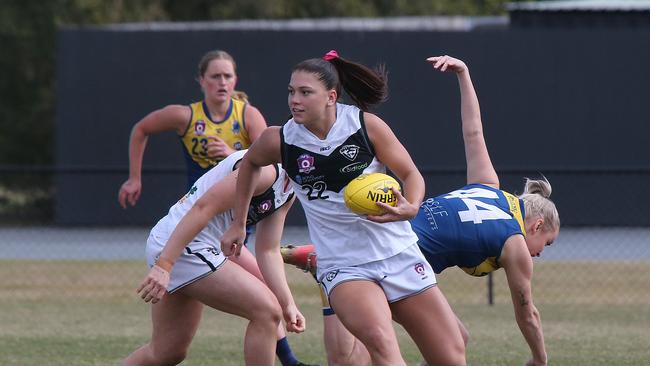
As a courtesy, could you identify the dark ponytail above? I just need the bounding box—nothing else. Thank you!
[292,50,388,111]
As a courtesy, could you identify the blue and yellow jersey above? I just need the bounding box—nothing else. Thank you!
[180,98,251,186]
[410,183,526,277]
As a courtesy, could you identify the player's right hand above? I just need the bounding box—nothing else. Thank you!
[136,264,170,304]
[220,224,247,257]
[118,178,142,209]
[283,304,306,333]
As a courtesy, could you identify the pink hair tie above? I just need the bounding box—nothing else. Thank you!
[322,50,339,61]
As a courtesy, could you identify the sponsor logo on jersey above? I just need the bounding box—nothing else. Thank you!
[206,247,220,256]
[339,145,359,161]
[195,120,206,135]
[297,154,315,173]
[340,161,368,174]
[232,120,241,134]
[257,199,273,214]
[325,270,339,282]
[320,145,331,151]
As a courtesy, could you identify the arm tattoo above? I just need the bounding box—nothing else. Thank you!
[518,290,530,306]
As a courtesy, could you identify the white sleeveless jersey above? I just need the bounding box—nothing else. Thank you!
[280,103,418,272]
[151,149,294,246]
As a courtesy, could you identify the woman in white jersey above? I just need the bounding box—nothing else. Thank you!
[283,55,560,366]
[122,150,306,366]
[221,50,466,366]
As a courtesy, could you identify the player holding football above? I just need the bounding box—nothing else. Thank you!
[283,55,559,366]
[221,50,466,366]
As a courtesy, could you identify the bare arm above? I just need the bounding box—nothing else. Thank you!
[427,55,499,188]
[254,196,305,333]
[501,235,548,366]
[220,127,283,255]
[137,164,277,303]
[364,113,425,222]
[118,105,191,208]
[243,104,268,143]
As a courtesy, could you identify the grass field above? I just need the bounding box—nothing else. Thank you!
[1,260,649,365]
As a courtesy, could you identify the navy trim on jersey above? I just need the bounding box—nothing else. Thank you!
[185,246,217,271]
[279,127,288,170]
[203,99,233,124]
[180,105,194,138]
[241,103,247,132]
[358,110,375,156]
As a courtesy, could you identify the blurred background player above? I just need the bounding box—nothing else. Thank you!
[118,49,267,208]
[221,50,466,366]
[282,55,560,366]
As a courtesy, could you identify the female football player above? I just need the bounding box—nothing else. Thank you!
[283,55,559,366]
[221,50,466,366]
[122,150,313,366]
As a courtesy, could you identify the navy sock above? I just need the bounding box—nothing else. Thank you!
[276,337,298,366]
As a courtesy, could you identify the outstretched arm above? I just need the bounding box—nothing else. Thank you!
[136,164,278,304]
[118,105,191,208]
[501,236,548,366]
[426,55,499,188]
[220,127,283,256]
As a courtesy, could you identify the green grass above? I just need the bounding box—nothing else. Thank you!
[0,261,649,365]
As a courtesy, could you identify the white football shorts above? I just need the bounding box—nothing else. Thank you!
[146,233,227,293]
[319,243,437,304]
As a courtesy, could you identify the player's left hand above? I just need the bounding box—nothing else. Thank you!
[283,304,306,333]
[368,187,418,223]
[426,55,468,74]
[136,264,170,304]
[206,136,234,159]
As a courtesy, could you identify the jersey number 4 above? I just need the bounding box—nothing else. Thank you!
[444,188,510,224]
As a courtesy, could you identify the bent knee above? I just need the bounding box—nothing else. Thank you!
[153,346,189,365]
[356,326,397,354]
[250,299,283,326]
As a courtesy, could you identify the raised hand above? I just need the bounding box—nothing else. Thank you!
[426,55,468,74]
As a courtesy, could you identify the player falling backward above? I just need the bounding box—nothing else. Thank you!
[282,55,560,366]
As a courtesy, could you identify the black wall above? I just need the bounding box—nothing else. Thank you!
[56,27,650,226]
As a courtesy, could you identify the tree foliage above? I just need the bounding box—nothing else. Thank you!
[0,0,532,164]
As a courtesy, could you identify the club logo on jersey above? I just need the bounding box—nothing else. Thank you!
[256,199,273,214]
[232,120,241,134]
[233,141,243,150]
[325,270,339,282]
[297,154,315,173]
[195,120,206,135]
[339,145,360,161]
[414,262,428,280]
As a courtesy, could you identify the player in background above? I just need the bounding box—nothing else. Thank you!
[118,49,266,208]
[221,50,466,366]
[282,55,560,366]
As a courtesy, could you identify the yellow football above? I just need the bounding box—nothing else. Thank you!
[343,173,401,215]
